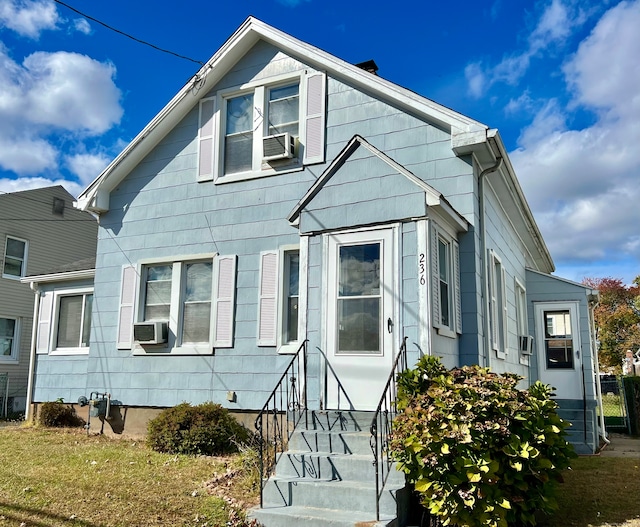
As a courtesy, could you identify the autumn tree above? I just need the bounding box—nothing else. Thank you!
[584,276,640,370]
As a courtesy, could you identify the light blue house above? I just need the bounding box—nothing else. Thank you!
[27,17,602,526]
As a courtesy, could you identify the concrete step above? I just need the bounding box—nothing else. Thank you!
[309,410,376,432]
[249,504,397,527]
[289,429,373,455]
[276,450,405,485]
[262,476,403,516]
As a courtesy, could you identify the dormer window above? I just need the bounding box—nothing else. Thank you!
[197,71,326,184]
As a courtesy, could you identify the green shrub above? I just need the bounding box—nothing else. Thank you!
[147,402,249,456]
[38,401,84,428]
[390,356,575,527]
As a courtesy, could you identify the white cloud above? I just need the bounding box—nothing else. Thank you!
[0,0,58,39]
[0,176,83,197]
[467,0,589,97]
[511,0,640,272]
[65,152,110,185]
[0,44,122,179]
[73,18,91,35]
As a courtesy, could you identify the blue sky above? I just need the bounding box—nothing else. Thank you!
[0,0,639,284]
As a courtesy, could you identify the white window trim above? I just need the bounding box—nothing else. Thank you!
[488,249,508,359]
[49,287,92,356]
[2,235,28,280]
[0,315,19,362]
[431,225,461,338]
[133,254,218,356]
[257,244,306,354]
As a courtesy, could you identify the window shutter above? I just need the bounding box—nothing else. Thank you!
[117,265,137,350]
[198,98,217,182]
[302,71,326,165]
[36,292,53,354]
[488,251,499,351]
[213,255,236,348]
[430,226,441,328]
[453,240,462,334]
[501,265,508,353]
[258,251,279,346]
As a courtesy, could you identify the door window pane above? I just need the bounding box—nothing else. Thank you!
[544,310,574,369]
[337,242,381,354]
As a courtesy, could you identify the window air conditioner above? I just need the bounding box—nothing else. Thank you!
[263,132,295,161]
[519,335,534,354]
[133,321,168,345]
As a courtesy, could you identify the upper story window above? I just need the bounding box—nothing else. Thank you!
[0,317,18,361]
[488,250,508,358]
[197,71,326,184]
[3,236,27,279]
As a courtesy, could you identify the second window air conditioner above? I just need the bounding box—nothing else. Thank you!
[263,132,295,161]
[519,335,534,354]
[133,321,168,345]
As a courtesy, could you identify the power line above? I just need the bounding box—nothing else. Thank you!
[53,0,205,66]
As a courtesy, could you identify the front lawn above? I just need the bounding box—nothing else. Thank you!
[0,426,259,527]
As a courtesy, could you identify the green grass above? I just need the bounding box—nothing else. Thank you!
[543,455,640,527]
[600,393,625,418]
[0,426,260,527]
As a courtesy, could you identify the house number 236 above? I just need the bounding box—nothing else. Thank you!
[419,253,426,285]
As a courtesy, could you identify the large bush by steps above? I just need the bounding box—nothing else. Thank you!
[147,402,249,456]
[390,356,575,527]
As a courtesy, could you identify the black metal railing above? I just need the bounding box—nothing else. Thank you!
[370,336,408,521]
[254,340,308,507]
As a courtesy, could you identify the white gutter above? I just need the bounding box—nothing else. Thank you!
[24,282,40,422]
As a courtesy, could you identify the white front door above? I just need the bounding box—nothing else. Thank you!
[325,227,397,410]
[534,302,583,400]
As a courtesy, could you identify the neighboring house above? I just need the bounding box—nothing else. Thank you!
[0,186,97,416]
[25,18,602,526]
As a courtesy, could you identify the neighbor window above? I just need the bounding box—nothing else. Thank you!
[3,236,27,278]
[56,293,93,349]
[0,317,18,360]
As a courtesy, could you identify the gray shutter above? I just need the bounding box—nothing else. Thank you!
[430,226,441,328]
[453,240,462,334]
[117,265,137,350]
[198,98,217,182]
[302,71,326,165]
[213,255,236,348]
[36,292,53,354]
[257,251,279,346]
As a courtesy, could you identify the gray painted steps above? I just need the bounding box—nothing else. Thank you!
[250,411,408,527]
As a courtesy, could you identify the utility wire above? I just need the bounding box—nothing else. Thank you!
[53,0,205,66]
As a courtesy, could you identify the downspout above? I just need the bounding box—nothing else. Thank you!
[589,293,609,446]
[478,145,503,368]
[25,282,40,422]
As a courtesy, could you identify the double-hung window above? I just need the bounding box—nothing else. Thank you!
[258,247,303,353]
[3,236,27,279]
[431,226,461,336]
[488,250,508,358]
[197,71,326,183]
[0,317,18,360]
[141,260,213,347]
[116,254,236,354]
[54,292,93,352]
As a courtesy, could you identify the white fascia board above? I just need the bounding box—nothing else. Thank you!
[21,269,95,285]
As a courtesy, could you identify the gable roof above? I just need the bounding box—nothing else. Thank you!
[288,135,468,233]
[75,16,487,213]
